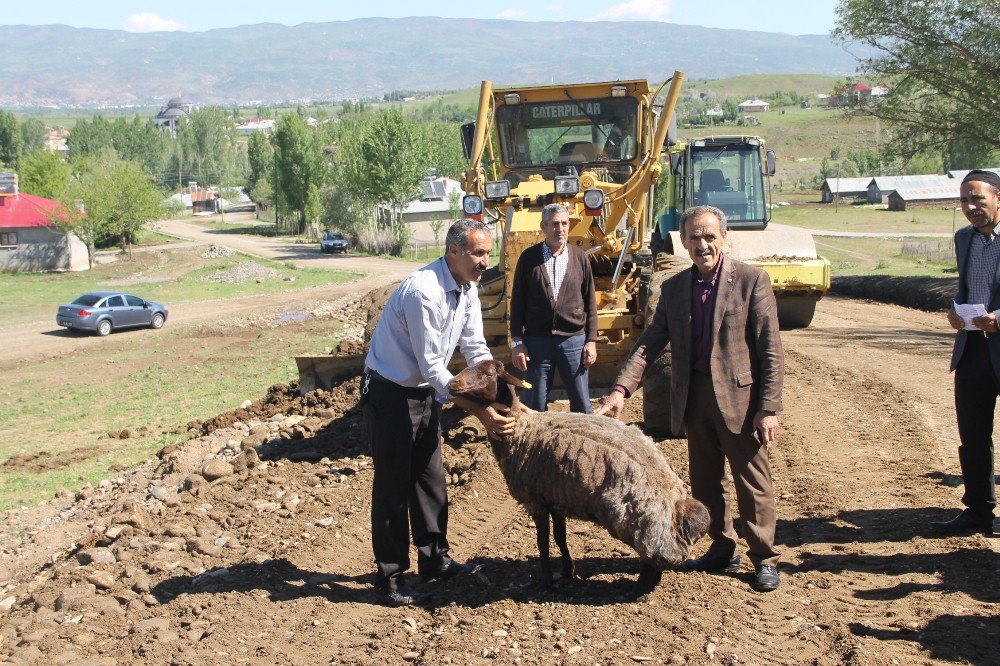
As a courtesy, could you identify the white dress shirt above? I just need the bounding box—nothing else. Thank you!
[365,257,492,401]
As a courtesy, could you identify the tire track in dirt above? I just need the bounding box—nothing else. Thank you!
[774,336,999,664]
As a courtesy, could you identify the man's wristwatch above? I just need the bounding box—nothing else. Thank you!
[510,339,523,349]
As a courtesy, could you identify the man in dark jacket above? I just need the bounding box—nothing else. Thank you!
[938,169,1000,536]
[509,203,598,413]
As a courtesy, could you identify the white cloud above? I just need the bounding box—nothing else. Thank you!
[590,0,671,21]
[124,13,184,33]
[497,9,528,19]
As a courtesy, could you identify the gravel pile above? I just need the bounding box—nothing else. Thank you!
[200,245,237,259]
[202,262,279,284]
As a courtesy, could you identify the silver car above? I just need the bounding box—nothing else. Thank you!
[56,291,169,336]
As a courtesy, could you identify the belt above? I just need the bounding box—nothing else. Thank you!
[364,367,435,400]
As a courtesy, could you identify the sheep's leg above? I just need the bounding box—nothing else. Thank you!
[533,511,555,589]
[551,513,576,581]
[635,560,662,595]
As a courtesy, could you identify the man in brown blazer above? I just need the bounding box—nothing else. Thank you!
[597,205,784,592]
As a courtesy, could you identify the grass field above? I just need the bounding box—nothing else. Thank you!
[772,202,963,234]
[0,317,349,511]
[815,236,956,277]
[769,201,961,277]
[0,247,361,328]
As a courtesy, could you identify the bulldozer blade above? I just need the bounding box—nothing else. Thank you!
[295,354,366,395]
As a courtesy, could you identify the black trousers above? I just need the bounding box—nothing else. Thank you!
[362,373,452,590]
[954,333,999,520]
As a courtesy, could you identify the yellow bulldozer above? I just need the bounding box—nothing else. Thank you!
[296,71,830,433]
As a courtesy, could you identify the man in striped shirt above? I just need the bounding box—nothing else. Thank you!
[939,170,1000,536]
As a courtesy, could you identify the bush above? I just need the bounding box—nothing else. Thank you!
[354,225,407,256]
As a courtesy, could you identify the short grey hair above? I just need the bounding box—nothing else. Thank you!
[679,205,728,237]
[541,203,569,224]
[446,218,492,252]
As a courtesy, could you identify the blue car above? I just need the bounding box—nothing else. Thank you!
[56,291,169,336]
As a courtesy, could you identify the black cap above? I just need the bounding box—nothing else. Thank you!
[961,169,1000,190]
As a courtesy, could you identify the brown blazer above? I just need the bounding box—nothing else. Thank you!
[615,257,784,435]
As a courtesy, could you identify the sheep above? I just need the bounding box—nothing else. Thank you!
[448,359,710,593]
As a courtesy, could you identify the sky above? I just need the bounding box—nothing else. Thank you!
[2,1,840,36]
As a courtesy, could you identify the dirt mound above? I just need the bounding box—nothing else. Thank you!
[832,275,957,312]
[2,446,104,474]
[360,280,402,347]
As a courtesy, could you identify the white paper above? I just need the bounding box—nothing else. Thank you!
[954,301,988,330]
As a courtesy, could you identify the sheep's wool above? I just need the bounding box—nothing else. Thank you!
[491,411,700,569]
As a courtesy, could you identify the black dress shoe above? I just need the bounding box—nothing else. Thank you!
[419,559,474,583]
[932,511,994,536]
[682,552,741,573]
[379,582,430,607]
[753,564,780,592]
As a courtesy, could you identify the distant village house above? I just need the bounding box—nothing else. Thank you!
[820,177,870,203]
[738,98,770,113]
[887,185,961,211]
[868,175,951,203]
[0,174,88,272]
[380,171,465,243]
[235,118,276,136]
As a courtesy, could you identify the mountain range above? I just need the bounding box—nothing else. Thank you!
[0,18,863,108]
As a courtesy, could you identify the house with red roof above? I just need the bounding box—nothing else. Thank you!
[0,174,89,272]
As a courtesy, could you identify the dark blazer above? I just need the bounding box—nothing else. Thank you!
[950,223,1000,380]
[615,257,783,435]
[509,242,598,341]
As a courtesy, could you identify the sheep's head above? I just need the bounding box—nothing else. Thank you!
[673,498,710,549]
[448,360,530,405]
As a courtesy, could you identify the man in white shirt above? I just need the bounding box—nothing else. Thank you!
[363,218,515,606]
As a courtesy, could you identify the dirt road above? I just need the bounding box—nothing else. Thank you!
[1,217,420,366]
[1,281,997,665]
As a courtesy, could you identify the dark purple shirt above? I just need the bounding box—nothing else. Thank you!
[691,255,724,374]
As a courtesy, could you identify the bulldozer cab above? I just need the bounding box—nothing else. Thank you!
[684,138,773,230]
[493,96,640,182]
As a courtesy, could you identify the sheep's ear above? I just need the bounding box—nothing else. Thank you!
[674,498,710,544]
[498,366,531,390]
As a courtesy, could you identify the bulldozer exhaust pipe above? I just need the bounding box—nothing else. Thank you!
[651,71,685,161]
[466,81,494,183]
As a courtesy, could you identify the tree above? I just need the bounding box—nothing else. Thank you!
[246,131,273,197]
[341,110,424,253]
[834,0,1000,165]
[19,118,48,154]
[186,108,239,186]
[0,110,23,169]
[112,116,168,178]
[67,116,115,158]
[273,113,322,235]
[55,151,164,266]
[18,150,70,200]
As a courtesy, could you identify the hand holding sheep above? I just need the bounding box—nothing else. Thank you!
[595,389,625,418]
